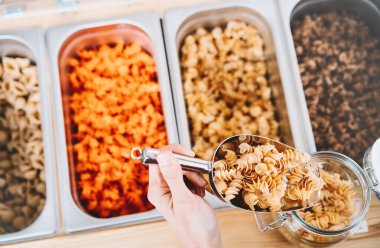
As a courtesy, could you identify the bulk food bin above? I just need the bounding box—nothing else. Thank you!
[162,0,315,207]
[277,0,380,165]
[46,12,179,233]
[0,29,58,244]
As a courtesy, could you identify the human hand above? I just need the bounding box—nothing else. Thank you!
[148,144,221,248]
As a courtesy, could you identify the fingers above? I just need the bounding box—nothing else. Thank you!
[148,143,196,206]
[184,171,208,188]
[148,162,167,205]
[183,176,205,198]
[161,143,195,157]
[184,172,207,197]
[148,160,163,184]
[158,144,206,198]
[194,186,206,198]
[156,151,191,199]
[149,143,193,187]
[161,143,207,189]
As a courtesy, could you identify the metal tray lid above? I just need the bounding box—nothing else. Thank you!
[364,138,380,200]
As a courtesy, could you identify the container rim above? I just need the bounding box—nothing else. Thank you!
[53,17,171,220]
[56,19,153,59]
[0,31,57,242]
[0,35,36,60]
[291,151,372,236]
[175,4,270,44]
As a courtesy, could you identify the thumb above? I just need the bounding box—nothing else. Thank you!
[156,151,191,199]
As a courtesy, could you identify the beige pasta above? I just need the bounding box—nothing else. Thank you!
[242,191,259,210]
[298,169,355,231]
[213,142,323,212]
[224,178,243,202]
[0,57,45,234]
[180,20,281,160]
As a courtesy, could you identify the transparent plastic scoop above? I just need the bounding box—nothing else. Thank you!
[131,134,321,213]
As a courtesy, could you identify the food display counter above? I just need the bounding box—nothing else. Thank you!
[0,0,379,247]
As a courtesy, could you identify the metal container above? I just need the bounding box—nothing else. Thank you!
[276,0,380,154]
[162,0,314,208]
[0,29,58,244]
[46,12,178,233]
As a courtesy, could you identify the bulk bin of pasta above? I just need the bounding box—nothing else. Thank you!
[163,1,295,161]
[163,1,303,206]
[47,12,178,232]
[280,0,380,165]
[0,30,57,244]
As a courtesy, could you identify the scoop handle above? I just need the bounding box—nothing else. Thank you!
[131,147,212,174]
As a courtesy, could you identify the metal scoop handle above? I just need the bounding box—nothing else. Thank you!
[131,147,212,173]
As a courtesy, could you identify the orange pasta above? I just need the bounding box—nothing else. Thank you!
[68,41,167,218]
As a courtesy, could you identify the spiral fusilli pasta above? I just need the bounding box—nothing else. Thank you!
[298,169,355,230]
[213,142,323,212]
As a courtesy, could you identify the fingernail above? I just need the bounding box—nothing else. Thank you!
[198,176,208,186]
